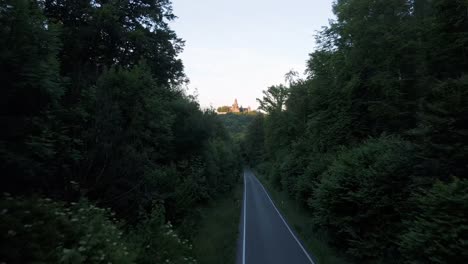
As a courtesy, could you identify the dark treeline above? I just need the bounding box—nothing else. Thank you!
[1,0,240,263]
[245,0,467,263]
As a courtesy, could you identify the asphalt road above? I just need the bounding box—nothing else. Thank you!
[236,169,316,264]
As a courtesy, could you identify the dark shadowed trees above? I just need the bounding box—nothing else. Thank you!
[245,0,468,262]
[1,0,240,263]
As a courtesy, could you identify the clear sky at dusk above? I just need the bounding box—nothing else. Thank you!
[171,0,335,109]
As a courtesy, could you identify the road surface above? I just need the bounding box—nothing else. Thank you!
[236,169,316,264]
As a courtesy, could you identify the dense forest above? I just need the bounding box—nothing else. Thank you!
[1,0,241,263]
[217,112,257,140]
[245,0,467,263]
[2,0,467,263]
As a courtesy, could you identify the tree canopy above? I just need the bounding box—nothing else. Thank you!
[245,0,468,262]
[1,0,240,263]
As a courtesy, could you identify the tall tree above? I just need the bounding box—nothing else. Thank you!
[257,84,289,114]
[0,0,65,193]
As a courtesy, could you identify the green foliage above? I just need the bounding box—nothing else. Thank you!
[0,0,67,191]
[243,113,265,165]
[410,75,468,179]
[311,137,417,261]
[244,1,468,262]
[399,179,468,264]
[257,84,289,113]
[217,112,257,140]
[0,194,200,264]
[0,195,135,264]
[426,0,468,78]
[42,0,185,86]
[130,203,196,264]
[86,65,178,218]
[204,138,241,193]
[0,0,241,262]
[192,185,242,264]
[217,106,230,112]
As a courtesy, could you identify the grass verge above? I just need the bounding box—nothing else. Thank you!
[192,184,242,264]
[255,172,350,264]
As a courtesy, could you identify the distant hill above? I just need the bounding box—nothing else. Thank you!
[217,112,257,140]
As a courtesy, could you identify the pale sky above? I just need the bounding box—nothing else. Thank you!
[171,0,335,109]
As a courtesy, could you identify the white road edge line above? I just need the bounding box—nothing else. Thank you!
[243,172,247,264]
[252,174,316,264]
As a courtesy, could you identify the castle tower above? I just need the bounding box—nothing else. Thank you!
[232,98,240,112]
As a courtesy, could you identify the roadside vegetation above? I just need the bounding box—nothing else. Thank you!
[1,0,241,263]
[244,0,468,263]
[192,183,242,264]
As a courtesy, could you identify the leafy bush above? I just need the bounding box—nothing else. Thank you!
[130,203,196,264]
[204,138,241,194]
[0,194,134,264]
[411,76,468,180]
[0,194,199,264]
[254,161,273,179]
[293,145,336,205]
[399,179,468,264]
[310,136,417,261]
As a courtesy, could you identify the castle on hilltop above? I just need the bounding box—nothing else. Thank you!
[217,99,252,114]
[231,99,241,113]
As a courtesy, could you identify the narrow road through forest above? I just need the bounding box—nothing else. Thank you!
[236,169,316,264]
